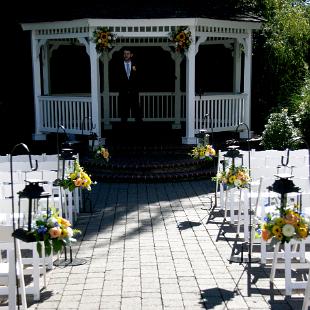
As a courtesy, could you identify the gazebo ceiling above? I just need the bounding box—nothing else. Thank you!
[17,0,263,24]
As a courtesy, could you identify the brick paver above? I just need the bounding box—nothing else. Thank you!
[25,180,305,309]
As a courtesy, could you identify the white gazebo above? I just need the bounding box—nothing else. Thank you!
[21,16,261,144]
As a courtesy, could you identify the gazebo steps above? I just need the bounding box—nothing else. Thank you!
[82,145,217,183]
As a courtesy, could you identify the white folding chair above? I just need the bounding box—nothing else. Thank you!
[270,237,310,296]
[302,264,310,310]
[0,226,27,309]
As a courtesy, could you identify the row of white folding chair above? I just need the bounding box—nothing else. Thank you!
[0,154,58,162]
[0,226,27,309]
[0,224,47,303]
[0,201,52,300]
[0,183,80,227]
[0,161,59,172]
[223,177,279,242]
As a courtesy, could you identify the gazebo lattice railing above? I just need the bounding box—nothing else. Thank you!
[38,92,246,134]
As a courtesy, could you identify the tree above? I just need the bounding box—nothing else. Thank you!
[251,0,310,132]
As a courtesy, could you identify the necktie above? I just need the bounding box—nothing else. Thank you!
[126,63,130,79]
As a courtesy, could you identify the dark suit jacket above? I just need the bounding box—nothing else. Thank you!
[118,62,139,96]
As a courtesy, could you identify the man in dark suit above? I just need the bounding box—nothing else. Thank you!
[118,47,142,124]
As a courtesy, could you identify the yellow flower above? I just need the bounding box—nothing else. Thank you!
[275,218,285,226]
[228,175,236,184]
[298,227,308,238]
[60,228,68,238]
[60,218,71,227]
[272,225,282,235]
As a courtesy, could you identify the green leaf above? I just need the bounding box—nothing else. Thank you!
[53,239,64,254]
[44,239,52,257]
[36,242,42,257]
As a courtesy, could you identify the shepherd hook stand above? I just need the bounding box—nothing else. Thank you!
[228,123,260,298]
[53,246,87,267]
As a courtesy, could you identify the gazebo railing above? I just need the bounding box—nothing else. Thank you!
[194,93,247,132]
[38,93,247,134]
[38,96,92,134]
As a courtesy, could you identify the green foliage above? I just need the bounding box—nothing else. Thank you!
[261,0,310,106]
[292,76,310,143]
[261,109,300,150]
[251,0,310,132]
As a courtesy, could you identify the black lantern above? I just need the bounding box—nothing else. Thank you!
[223,145,244,170]
[13,181,51,242]
[267,173,301,216]
[58,147,77,180]
[195,129,209,147]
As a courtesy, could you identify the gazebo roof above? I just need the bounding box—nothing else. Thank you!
[17,0,263,24]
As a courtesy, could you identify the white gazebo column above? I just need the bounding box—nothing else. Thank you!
[89,41,101,140]
[31,32,44,140]
[233,39,241,93]
[173,54,182,129]
[102,52,112,129]
[243,31,252,130]
[182,26,196,145]
[42,43,50,95]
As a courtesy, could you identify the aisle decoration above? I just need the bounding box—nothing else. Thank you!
[92,27,116,54]
[258,204,309,244]
[190,144,216,160]
[32,208,81,256]
[57,160,94,191]
[213,165,251,189]
[94,145,110,162]
[169,26,192,53]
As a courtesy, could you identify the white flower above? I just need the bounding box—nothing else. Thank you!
[47,217,58,227]
[67,227,74,238]
[282,224,295,237]
[234,179,242,187]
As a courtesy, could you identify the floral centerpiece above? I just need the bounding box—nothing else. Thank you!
[92,27,116,55]
[190,145,216,160]
[257,205,309,244]
[57,160,94,191]
[212,165,251,189]
[169,26,192,53]
[32,208,81,256]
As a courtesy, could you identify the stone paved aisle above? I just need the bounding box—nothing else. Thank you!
[27,181,305,309]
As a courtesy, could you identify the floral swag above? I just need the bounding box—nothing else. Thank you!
[190,145,216,161]
[92,27,116,55]
[56,160,95,191]
[169,26,192,53]
[257,205,309,244]
[32,208,81,257]
[213,165,251,189]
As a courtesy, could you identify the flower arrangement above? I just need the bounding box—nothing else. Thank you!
[257,205,309,244]
[213,165,251,189]
[32,208,81,257]
[95,145,110,161]
[169,26,192,53]
[92,27,116,54]
[57,160,94,191]
[190,145,216,160]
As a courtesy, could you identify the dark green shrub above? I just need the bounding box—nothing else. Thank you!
[292,77,310,144]
[261,109,300,150]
